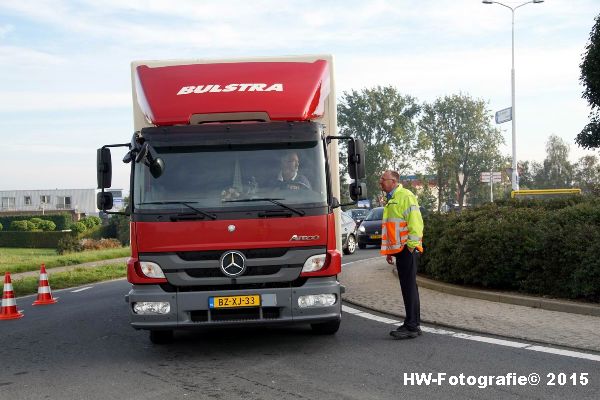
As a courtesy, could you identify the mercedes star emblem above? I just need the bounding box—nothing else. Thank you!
[219,250,246,277]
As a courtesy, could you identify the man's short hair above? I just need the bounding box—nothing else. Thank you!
[389,170,400,181]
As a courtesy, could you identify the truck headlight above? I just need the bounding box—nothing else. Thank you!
[298,294,337,308]
[133,302,170,314]
[139,261,165,279]
[302,254,327,273]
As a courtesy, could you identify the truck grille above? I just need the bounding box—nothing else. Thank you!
[177,248,289,261]
[190,307,280,322]
[185,265,283,278]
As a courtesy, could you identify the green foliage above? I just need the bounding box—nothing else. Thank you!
[0,231,74,248]
[80,216,101,229]
[10,220,32,231]
[37,220,57,231]
[69,222,87,234]
[107,214,131,245]
[418,94,504,211]
[421,198,600,302]
[337,86,421,201]
[577,14,600,149]
[0,222,3,231]
[56,235,83,255]
[0,214,73,231]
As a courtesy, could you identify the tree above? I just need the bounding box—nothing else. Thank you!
[534,135,574,189]
[576,14,600,150]
[573,154,600,194]
[338,86,421,202]
[419,94,504,210]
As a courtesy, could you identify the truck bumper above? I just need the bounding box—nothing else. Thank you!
[126,277,341,330]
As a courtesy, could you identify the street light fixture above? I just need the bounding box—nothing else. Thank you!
[482,0,544,191]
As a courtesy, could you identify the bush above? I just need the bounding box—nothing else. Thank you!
[37,220,57,231]
[56,235,83,255]
[0,231,74,248]
[69,222,87,234]
[29,218,44,228]
[420,196,600,302]
[0,214,73,231]
[80,238,122,251]
[10,220,33,231]
[0,222,3,231]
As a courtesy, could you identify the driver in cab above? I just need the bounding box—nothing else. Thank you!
[277,151,311,190]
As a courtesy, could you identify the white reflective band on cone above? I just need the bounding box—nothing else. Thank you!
[40,273,48,280]
[2,298,16,307]
[38,286,51,294]
[3,283,13,291]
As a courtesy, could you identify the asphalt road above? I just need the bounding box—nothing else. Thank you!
[1,248,598,399]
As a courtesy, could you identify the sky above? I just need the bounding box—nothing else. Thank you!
[1,0,598,191]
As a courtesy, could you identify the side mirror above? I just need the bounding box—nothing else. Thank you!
[97,148,112,189]
[135,143,165,178]
[349,182,367,202]
[348,139,366,180]
[97,192,114,211]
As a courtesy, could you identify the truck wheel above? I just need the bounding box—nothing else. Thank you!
[311,319,340,335]
[343,235,356,255]
[149,330,173,344]
[358,243,367,249]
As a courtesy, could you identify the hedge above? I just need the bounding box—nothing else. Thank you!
[420,196,600,302]
[0,214,73,231]
[0,231,75,248]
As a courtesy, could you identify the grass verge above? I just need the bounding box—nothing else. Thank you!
[12,264,126,297]
[0,247,130,274]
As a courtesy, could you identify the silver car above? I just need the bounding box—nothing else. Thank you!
[341,211,358,255]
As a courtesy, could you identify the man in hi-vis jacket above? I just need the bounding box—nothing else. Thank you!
[379,170,424,339]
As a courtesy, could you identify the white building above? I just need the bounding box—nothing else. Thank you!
[0,189,123,216]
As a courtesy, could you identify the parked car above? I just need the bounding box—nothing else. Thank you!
[357,207,384,249]
[346,208,370,225]
[340,211,358,255]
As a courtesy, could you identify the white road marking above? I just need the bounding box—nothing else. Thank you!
[341,305,600,362]
[71,286,93,293]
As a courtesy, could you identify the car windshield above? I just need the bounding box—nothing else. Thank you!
[133,141,327,211]
[351,209,368,218]
[365,208,383,221]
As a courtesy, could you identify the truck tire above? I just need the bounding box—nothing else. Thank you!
[311,319,340,335]
[149,330,174,344]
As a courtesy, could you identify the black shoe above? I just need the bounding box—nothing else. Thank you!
[389,325,422,340]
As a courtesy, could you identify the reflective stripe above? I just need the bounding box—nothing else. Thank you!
[2,298,16,307]
[408,234,421,242]
[38,286,51,294]
[403,205,420,218]
[3,283,13,291]
[40,273,48,280]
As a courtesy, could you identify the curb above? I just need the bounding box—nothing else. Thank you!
[390,267,600,317]
[341,298,600,354]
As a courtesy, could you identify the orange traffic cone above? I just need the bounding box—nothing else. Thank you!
[0,272,24,320]
[32,264,57,306]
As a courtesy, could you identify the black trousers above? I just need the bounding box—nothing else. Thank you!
[394,247,420,329]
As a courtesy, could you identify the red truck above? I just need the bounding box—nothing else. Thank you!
[96,55,366,343]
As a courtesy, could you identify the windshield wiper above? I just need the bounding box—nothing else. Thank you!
[139,201,217,220]
[224,198,305,216]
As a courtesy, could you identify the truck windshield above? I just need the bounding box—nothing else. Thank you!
[133,141,328,212]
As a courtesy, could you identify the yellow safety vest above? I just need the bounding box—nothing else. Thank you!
[380,185,424,255]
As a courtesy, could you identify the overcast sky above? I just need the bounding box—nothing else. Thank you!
[1,0,598,191]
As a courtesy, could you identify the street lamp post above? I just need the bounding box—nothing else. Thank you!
[482,0,544,191]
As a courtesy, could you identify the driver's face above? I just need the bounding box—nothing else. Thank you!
[281,154,299,179]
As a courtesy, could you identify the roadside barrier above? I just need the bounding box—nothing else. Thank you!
[32,264,58,306]
[0,272,24,320]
